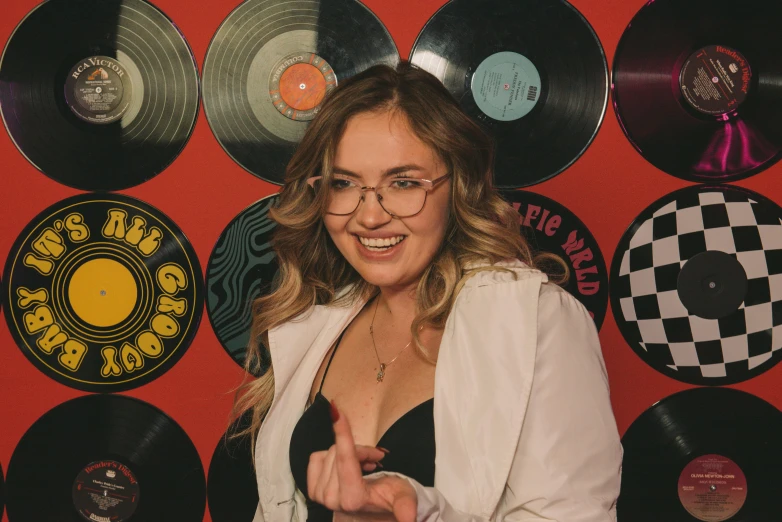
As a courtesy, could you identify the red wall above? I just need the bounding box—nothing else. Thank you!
[1,1,780,520]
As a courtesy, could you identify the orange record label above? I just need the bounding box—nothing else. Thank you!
[269,52,336,121]
[3,194,203,391]
[678,454,748,521]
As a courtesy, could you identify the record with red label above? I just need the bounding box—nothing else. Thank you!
[612,0,782,182]
[610,184,782,385]
[500,190,608,329]
[4,394,205,522]
[2,193,203,392]
[618,387,781,521]
[202,0,399,184]
[410,0,608,188]
[0,0,199,190]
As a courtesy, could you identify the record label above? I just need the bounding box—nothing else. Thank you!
[3,193,203,391]
[73,460,140,522]
[678,454,747,521]
[269,52,336,121]
[471,52,541,121]
[679,45,751,115]
[65,55,133,124]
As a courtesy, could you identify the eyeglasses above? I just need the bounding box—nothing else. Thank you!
[306,172,451,217]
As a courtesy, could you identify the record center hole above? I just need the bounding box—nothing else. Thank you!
[68,258,138,327]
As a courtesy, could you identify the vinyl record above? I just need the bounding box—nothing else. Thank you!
[410,0,608,188]
[206,195,279,373]
[1,462,5,520]
[2,193,204,392]
[500,190,608,329]
[5,394,206,522]
[0,0,199,191]
[207,411,258,522]
[610,184,782,386]
[612,0,782,182]
[202,0,399,184]
[618,387,782,521]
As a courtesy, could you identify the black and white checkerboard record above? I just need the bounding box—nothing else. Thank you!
[610,185,782,385]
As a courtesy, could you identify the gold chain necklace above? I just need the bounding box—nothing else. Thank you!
[368,296,413,383]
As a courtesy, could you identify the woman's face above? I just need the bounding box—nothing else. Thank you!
[323,110,451,293]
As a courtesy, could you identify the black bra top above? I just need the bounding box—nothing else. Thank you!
[289,328,436,521]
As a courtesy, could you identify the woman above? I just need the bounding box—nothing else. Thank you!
[234,61,623,521]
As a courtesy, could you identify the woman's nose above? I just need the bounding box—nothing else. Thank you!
[354,189,392,227]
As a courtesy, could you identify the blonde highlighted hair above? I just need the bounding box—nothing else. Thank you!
[231,61,567,450]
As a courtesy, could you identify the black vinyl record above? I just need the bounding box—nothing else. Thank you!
[2,193,204,392]
[410,0,608,188]
[5,394,206,522]
[618,387,782,521]
[0,0,199,191]
[610,184,782,386]
[207,411,259,522]
[202,0,399,184]
[612,0,782,182]
[500,190,608,329]
[206,195,279,374]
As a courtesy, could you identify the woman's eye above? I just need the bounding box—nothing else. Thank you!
[390,178,423,189]
[330,179,354,190]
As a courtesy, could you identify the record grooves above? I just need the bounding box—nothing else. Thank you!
[612,0,782,181]
[202,0,399,184]
[0,0,200,190]
[5,394,206,522]
[410,0,608,188]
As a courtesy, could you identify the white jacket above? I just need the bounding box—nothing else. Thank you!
[252,259,623,521]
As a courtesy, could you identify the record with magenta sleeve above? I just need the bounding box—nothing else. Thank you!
[612,0,782,182]
[618,387,781,521]
[609,184,782,386]
[0,0,199,190]
[4,394,206,522]
[410,0,608,188]
[202,0,399,184]
[207,410,259,522]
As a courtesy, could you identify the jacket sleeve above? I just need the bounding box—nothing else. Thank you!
[367,287,623,521]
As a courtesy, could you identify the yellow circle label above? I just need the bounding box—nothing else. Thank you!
[68,258,138,327]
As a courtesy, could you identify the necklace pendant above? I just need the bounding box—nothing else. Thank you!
[376,363,386,383]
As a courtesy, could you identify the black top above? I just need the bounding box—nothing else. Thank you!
[289,329,436,521]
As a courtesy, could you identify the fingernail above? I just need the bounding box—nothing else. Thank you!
[329,399,340,423]
[376,446,390,454]
[375,461,384,469]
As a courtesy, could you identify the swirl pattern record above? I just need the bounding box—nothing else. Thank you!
[206,195,279,373]
[5,394,206,522]
[501,190,608,329]
[610,185,782,385]
[2,193,203,392]
[202,0,399,184]
[0,0,199,191]
[612,0,782,182]
[618,387,781,521]
[410,0,608,188]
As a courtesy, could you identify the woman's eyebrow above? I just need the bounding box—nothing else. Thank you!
[332,164,427,178]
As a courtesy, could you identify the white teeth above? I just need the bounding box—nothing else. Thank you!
[358,235,406,248]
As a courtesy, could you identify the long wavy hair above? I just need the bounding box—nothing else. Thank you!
[231,61,567,450]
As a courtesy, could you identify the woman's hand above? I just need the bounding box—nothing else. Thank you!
[307,400,418,522]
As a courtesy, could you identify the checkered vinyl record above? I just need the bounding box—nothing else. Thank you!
[610,185,782,385]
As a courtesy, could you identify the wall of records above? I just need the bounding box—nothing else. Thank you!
[1,0,781,520]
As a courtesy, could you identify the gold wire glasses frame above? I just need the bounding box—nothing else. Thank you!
[306,172,451,218]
